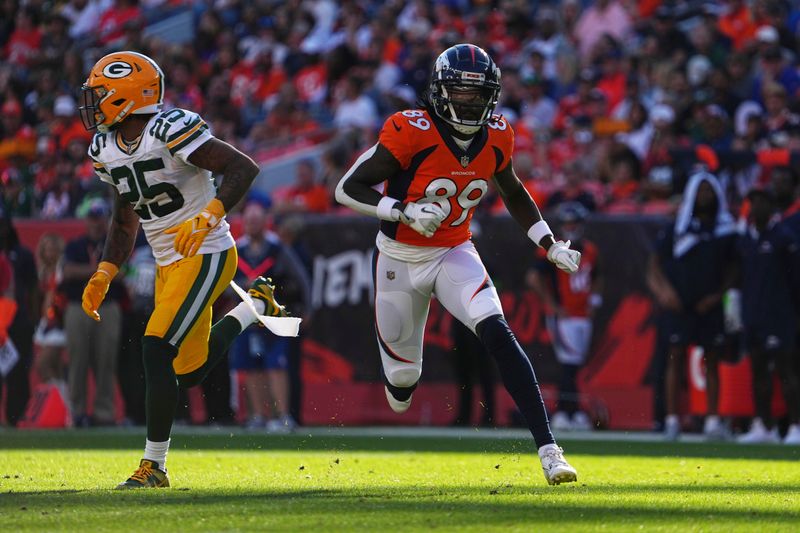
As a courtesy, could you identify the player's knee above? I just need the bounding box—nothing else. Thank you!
[386,367,421,389]
[476,314,516,352]
[467,289,503,329]
[142,335,178,379]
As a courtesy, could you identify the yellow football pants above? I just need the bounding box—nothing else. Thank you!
[145,246,238,375]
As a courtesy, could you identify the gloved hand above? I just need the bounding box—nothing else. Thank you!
[397,202,447,238]
[165,198,225,257]
[81,261,119,321]
[547,240,581,273]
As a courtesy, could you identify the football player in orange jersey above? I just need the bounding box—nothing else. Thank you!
[528,202,602,432]
[336,44,580,485]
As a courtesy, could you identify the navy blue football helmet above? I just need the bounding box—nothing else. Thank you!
[428,43,501,134]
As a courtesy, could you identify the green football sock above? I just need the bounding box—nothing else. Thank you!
[176,316,243,388]
[142,336,178,442]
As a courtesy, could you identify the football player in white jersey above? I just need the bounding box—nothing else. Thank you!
[78,51,286,488]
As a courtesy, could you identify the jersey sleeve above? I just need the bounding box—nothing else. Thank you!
[378,112,415,169]
[163,109,213,164]
[90,156,114,185]
[87,133,114,185]
[491,116,515,173]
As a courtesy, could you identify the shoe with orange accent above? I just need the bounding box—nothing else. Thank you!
[115,459,170,489]
[248,276,287,317]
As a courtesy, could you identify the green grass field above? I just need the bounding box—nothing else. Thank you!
[1,429,799,532]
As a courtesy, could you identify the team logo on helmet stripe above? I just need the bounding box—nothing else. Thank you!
[102,61,133,79]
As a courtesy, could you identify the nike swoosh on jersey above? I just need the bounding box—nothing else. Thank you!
[392,120,401,132]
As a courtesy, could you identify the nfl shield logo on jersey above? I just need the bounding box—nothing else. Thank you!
[460,155,470,168]
[386,271,396,280]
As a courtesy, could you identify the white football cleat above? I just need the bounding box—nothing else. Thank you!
[783,424,800,445]
[385,386,412,414]
[538,444,577,485]
[550,411,572,431]
[737,418,780,444]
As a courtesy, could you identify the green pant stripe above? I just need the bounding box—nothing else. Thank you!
[171,249,229,346]
[164,253,213,344]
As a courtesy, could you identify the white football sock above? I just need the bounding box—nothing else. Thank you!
[144,438,170,471]
[226,300,266,330]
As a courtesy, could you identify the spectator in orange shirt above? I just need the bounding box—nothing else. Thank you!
[604,145,642,213]
[273,159,330,214]
[0,100,37,171]
[51,95,91,152]
[718,0,757,50]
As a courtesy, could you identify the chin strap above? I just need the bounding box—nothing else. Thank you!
[451,122,482,135]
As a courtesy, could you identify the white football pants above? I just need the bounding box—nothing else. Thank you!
[373,241,504,389]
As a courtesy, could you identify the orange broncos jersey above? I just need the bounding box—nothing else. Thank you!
[538,240,599,318]
[378,109,514,247]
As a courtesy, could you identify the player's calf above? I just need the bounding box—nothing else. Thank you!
[476,314,555,448]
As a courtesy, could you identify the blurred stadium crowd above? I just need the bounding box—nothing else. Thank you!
[2,0,800,441]
[2,0,800,217]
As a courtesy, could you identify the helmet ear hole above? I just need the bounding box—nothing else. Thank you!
[111,98,125,106]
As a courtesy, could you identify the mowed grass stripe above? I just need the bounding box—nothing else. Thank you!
[0,436,799,532]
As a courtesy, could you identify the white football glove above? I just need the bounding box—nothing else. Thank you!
[397,202,447,238]
[547,240,581,273]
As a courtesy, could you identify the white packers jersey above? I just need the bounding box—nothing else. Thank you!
[88,108,235,266]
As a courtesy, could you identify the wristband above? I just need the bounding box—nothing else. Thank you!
[527,220,553,247]
[97,261,119,280]
[377,196,402,221]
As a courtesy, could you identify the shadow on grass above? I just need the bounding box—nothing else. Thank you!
[1,431,799,461]
[5,482,800,497]
[1,485,798,527]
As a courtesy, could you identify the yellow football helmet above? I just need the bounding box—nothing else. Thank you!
[79,51,164,133]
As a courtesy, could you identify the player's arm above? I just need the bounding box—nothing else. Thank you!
[335,143,402,216]
[493,160,580,272]
[334,143,446,238]
[645,253,681,312]
[165,138,260,257]
[102,190,140,267]
[81,190,139,321]
[188,138,260,212]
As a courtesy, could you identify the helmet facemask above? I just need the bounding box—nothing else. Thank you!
[79,84,107,132]
[439,84,497,134]
[79,83,133,133]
